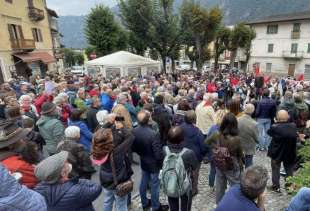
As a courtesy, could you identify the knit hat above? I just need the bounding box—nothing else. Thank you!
[91,128,113,160]
[65,126,80,139]
[41,102,56,115]
[35,151,68,184]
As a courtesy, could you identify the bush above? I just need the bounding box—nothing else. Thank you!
[286,141,310,195]
[286,162,310,195]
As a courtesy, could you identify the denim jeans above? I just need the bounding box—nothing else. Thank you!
[245,155,253,168]
[209,161,216,187]
[257,118,271,150]
[139,170,160,210]
[103,188,128,211]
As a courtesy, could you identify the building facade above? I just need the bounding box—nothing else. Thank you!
[0,0,57,83]
[248,11,310,78]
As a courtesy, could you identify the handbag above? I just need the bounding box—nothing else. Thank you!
[110,151,134,197]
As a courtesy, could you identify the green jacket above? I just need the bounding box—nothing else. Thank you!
[37,115,64,155]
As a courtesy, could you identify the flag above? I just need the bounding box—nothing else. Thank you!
[297,73,304,81]
[255,66,260,76]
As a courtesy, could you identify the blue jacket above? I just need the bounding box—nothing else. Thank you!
[100,93,114,112]
[34,178,102,211]
[255,97,277,120]
[180,123,206,162]
[215,185,260,211]
[286,187,310,211]
[69,121,93,152]
[0,164,47,211]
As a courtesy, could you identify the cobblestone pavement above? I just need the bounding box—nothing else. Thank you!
[131,151,292,211]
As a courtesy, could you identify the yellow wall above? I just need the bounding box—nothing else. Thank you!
[0,0,54,80]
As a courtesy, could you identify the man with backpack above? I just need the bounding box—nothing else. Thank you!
[132,110,168,211]
[161,126,199,211]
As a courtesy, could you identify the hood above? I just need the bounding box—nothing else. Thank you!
[154,104,168,114]
[0,165,22,198]
[35,179,76,206]
[282,100,295,109]
[37,115,54,127]
[296,102,308,111]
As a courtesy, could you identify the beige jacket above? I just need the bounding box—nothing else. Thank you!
[195,101,215,135]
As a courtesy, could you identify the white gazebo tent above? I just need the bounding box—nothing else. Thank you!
[86,51,161,78]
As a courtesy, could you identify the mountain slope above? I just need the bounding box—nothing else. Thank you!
[58,0,310,48]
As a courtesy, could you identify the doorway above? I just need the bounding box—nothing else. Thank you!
[288,64,295,76]
[0,59,5,83]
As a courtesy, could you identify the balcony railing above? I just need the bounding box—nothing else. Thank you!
[283,51,304,60]
[291,31,300,39]
[28,7,44,21]
[11,39,35,51]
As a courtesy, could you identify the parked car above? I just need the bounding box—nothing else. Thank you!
[71,66,87,76]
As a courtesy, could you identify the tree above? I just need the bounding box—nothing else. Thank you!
[119,0,153,55]
[214,26,231,70]
[64,48,75,67]
[148,0,182,73]
[74,52,85,65]
[85,5,127,57]
[244,28,256,71]
[181,2,222,71]
[85,46,96,60]
[228,23,256,68]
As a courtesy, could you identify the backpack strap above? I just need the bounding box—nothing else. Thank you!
[179,148,188,157]
[164,146,171,155]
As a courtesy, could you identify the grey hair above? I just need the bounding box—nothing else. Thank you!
[203,93,213,102]
[244,103,255,115]
[117,92,128,104]
[240,165,268,200]
[65,126,80,139]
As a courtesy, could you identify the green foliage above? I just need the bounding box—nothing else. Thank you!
[85,5,127,57]
[228,23,256,67]
[119,0,153,55]
[64,48,76,67]
[286,142,310,195]
[286,162,310,195]
[74,53,84,66]
[180,1,222,71]
[214,26,231,69]
[85,46,96,60]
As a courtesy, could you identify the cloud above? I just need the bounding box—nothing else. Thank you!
[46,0,117,16]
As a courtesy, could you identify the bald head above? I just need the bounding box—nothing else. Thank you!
[137,110,150,126]
[244,103,255,115]
[277,110,289,122]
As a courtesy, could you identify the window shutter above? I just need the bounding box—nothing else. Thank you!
[32,28,37,41]
[7,24,14,40]
[17,25,24,39]
[38,29,43,42]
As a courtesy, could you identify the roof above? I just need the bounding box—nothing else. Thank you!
[247,11,310,25]
[86,51,160,67]
[13,52,56,64]
[46,8,58,18]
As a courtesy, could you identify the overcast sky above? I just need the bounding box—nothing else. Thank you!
[46,0,117,16]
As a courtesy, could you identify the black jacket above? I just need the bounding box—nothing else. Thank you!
[255,97,277,120]
[132,125,164,173]
[34,178,102,211]
[86,107,99,133]
[267,122,298,163]
[100,127,134,189]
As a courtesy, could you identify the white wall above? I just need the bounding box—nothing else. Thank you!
[249,19,310,75]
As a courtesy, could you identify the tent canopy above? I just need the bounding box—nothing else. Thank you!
[86,51,160,67]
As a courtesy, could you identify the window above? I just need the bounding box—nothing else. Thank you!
[7,24,23,40]
[5,0,13,3]
[293,23,301,32]
[267,24,278,34]
[291,43,298,53]
[308,43,310,53]
[266,63,272,72]
[32,28,43,42]
[268,44,274,53]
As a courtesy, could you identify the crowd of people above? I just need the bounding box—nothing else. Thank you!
[0,69,310,211]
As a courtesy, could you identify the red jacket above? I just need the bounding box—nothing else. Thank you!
[34,94,53,115]
[2,155,38,189]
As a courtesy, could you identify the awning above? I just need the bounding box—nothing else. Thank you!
[13,52,56,64]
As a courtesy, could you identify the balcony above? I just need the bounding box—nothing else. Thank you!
[28,7,44,21]
[50,18,59,31]
[291,31,300,39]
[11,39,35,51]
[283,51,304,60]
